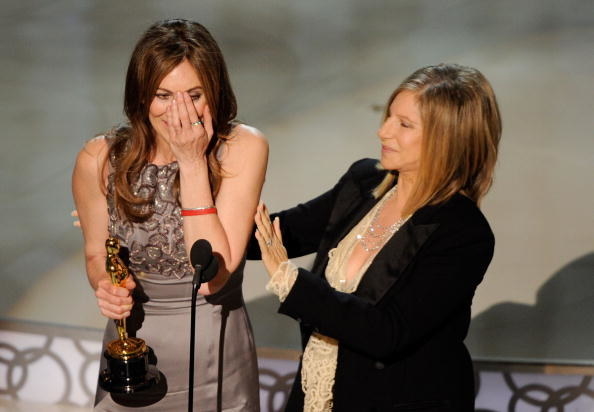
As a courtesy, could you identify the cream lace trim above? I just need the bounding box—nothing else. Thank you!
[266,260,298,302]
[301,333,339,411]
[267,186,403,411]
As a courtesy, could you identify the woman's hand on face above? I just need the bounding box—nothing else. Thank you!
[166,91,214,165]
[94,276,136,320]
[254,202,288,278]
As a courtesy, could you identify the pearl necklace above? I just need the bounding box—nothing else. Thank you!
[356,186,410,252]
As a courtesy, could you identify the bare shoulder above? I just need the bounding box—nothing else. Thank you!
[216,124,268,178]
[221,124,268,166]
[80,135,109,159]
[229,124,268,150]
[75,135,109,177]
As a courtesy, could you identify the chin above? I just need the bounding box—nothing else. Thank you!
[379,158,398,171]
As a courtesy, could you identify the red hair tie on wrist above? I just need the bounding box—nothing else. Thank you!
[181,207,217,217]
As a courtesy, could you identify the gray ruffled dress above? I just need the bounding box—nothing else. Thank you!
[94,161,260,411]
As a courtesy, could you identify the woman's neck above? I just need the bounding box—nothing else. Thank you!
[395,171,416,203]
[383,171,415,219]
[150,139,176,165]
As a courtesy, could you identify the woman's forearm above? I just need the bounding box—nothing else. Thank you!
[85,254,108,291]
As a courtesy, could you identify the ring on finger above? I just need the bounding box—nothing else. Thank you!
[265,239,272,247]
[191,120,203,126]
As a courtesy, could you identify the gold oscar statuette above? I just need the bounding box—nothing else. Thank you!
[98,237,159,393]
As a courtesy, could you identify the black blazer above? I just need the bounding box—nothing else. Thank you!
[248,159,494,411]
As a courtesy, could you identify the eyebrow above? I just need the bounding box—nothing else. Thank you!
[156,87,203,93]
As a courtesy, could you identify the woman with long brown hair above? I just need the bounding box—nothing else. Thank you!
[72,19,266,410]
[251,63,501,411]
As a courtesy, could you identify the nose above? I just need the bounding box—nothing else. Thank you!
[377,117,395,140]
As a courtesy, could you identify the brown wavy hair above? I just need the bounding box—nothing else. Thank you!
[103,19,237,222]
[374,63,502,215]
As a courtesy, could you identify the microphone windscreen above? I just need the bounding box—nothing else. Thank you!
[201,254,219,283]
[190,239,212,267]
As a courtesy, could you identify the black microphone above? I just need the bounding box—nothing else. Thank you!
[190,239,219,287]
[188,239,219,412]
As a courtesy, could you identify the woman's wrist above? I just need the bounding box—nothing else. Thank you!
[266,260,298,302]
[178,156,214,205]
[176,154,208,171]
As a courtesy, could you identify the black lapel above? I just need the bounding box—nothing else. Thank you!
[312,195,379,275]
[312,171,385,274]
[354,211,440,304]
[330,165,390,243]
[333,197,378,250]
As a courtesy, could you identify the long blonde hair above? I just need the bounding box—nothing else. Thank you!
[103,19,237,222]
[374,63,501,216]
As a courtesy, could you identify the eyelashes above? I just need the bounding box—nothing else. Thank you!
[154,93,201,101]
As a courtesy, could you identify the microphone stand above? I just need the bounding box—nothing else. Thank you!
[188,263,202,412]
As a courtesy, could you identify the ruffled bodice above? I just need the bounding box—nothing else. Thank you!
[107,161,193,279]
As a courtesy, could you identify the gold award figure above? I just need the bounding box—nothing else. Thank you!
[105,237,146,356]
[99,237,158,393]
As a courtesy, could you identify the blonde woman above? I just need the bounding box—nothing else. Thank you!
[251,63,501,411]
